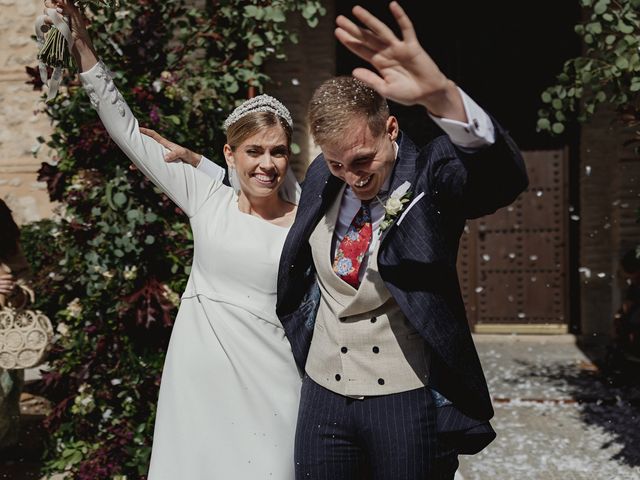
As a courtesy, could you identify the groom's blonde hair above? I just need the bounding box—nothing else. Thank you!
[308,76,389,147]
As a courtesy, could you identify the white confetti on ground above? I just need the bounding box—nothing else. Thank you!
[457,338,640,479]
[458,401,640,480]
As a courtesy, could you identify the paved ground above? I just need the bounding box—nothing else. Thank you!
[458,334,640,480]
[3,334,640,479]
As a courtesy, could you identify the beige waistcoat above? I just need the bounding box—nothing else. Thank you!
[305,190,431,397]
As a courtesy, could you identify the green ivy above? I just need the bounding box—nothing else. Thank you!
[537,0,640,137]
[22,1,324,478]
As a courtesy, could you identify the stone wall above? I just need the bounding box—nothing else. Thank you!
[0,0,55,225]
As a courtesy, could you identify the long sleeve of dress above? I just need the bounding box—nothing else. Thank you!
[79,61,222,217]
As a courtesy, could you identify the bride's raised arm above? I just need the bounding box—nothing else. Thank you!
[45,0,223,217]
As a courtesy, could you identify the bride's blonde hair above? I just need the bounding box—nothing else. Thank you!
[226,111,293,153]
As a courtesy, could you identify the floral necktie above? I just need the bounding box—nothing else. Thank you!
[332,202,372,288]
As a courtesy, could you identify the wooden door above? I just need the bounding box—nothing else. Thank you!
[457,150,569,333]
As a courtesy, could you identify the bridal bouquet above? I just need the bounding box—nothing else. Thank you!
[35,0,119,99]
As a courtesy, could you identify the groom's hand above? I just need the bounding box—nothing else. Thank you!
[140,128,203,168]
[335,1,466,122]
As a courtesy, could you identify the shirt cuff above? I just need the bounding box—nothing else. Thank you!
[428,87,495,150]
[196,156,226,183]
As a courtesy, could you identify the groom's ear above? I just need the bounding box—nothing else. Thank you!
[386,116,399,142]
[223,144,235,168]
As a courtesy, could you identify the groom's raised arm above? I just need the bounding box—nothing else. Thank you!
[336,2,528,217]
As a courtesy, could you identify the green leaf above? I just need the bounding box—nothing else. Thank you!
[541,91,552,103]
[127,210,142,221]
[616,56,630,69]
[594,0,609,15]
[537,118,551,131]
[166,115,181,125]
[302,4,318,19]
[605,34,616,45]
[247,34,264,48]
[270,7,286,22]
[290,143,301,154]
[145,212,158,222]
[618,20,634,34]
[244,5,261,18]
[113,192,127,207]
[587,21,602,34]
[551,123,565,134]
[144,235,155,245]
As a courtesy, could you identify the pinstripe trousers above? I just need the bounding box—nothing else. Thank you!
[295,376,459,480]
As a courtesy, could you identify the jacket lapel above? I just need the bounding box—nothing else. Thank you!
[378,131,420,245]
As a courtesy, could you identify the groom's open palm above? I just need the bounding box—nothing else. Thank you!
[335,2,448,107]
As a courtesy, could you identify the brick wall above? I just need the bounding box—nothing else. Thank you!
[579,107,640,336]
[264,1,336,179]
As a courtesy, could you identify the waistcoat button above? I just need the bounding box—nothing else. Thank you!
[370,317,377,323]
[341,347,348,354]
[372,346,379,354]
[378,378,385,385]
[335,374,341,381]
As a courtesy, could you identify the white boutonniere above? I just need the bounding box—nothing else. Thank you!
[378,181,412,232]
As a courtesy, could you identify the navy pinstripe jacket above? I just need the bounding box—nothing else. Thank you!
[276,120,528,426]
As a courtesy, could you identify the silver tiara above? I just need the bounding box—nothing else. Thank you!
[223,94,293,131]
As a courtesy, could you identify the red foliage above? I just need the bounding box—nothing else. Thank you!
[25,65,46,91]
[120,278,175,328]
[37,162,66,202]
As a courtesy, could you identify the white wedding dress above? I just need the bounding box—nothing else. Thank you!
[80,62,301,479]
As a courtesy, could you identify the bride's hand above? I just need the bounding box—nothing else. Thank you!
[140,128,203,168]
[44,0,91,46]
[43,0,98,70]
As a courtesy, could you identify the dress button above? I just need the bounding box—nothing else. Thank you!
[372,346,379,354]
[370,317,377,323]
[378,378,385,385]
[341,347,348,354]
[335,374,341,381]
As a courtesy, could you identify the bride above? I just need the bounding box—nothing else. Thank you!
[43,1,302,478]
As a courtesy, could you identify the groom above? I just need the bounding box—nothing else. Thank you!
[277,2,528,479]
